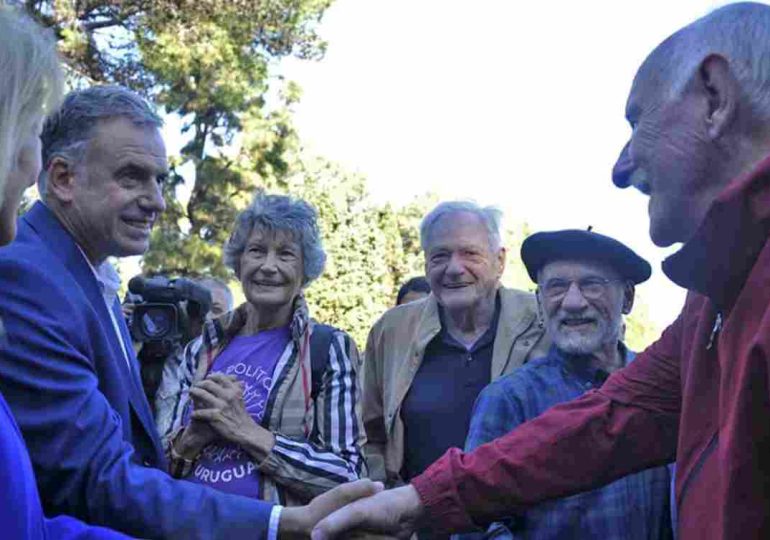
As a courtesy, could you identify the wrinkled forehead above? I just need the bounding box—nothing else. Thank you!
[626,31,688,119]
[426,211,493,250]
[87,117,168,170]
[247,224,301,247]
[538,258,622,283]
[626,62,663,120]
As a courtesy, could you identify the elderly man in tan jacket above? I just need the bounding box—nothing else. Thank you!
[363,201,549,502]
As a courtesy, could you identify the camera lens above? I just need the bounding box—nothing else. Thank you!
[140,307,173,339]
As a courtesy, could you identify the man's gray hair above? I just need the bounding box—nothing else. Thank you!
[197,277,235,311]
[644,2,770,120]
[224,192,327,285]
[38,85,162,196]
[420,200,503,252]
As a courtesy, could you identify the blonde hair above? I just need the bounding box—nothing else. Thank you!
[0,5,62,206]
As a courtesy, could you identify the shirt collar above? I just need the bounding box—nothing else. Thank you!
[74,244,121,300]
[553,342,632,386]
[436,291,501,351]
[202,294,309,354]
[663,151,770,309]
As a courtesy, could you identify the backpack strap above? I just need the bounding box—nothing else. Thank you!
[309,323,335,400]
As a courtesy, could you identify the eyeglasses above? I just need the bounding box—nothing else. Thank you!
[540,277,624,301]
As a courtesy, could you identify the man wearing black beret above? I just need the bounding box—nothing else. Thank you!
[456,230,672,540]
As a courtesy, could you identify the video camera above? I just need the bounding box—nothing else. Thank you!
[127,276,212,345]
[127,276,213,408]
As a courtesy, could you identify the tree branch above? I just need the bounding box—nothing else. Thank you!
[82,17,121,31]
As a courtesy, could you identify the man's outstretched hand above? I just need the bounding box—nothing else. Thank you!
[310,485,425,539]
[278,479,384,538]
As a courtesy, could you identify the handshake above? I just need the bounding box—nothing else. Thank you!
[289,482,425,539]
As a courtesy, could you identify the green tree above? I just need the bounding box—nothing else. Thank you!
[500,221,535,292]
[624,293,662,351]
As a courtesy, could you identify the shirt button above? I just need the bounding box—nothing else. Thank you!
[142,459,152,467]
[523,340,531,346]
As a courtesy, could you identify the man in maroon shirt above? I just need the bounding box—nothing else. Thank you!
[312,3,770,539]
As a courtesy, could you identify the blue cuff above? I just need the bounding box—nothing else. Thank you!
[268,505,283,540]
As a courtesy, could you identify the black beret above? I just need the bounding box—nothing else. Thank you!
[521,229,651,284]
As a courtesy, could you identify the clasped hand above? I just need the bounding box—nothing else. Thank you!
[188,372,274,456]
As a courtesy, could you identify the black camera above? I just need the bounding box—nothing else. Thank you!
[127,276,212,345]
[127,276,213,408]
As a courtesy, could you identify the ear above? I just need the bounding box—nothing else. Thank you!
[496,246,507,279]
[696,53,739,140]
[535,287,545,326]
[45,156,78,203]
[234,258,243,281]
[622,282,636,315]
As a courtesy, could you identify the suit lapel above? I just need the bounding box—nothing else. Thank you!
[110,298,165,456]
[24,206,129,373]
[23,203,163,459]
[491,288,536,379]
[389,296,441,433]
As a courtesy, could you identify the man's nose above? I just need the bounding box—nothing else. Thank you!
[561,282,589,310]
[445,253,465,275]
[141,180,166,213]
[612,141,633,188]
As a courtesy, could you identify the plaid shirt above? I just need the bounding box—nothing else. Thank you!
[457,345,672,540]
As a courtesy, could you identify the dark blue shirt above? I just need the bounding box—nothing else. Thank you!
[460,345,672,540]
[401,296,501,482]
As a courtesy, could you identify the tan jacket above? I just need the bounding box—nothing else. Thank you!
[362,287,550,484]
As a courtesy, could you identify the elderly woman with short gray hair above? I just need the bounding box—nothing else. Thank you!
[168,192,366,505]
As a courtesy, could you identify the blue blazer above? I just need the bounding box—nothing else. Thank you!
[0,390,130,539]
[0,203,272,539]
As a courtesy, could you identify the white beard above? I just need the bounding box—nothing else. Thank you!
[548,316,622,356]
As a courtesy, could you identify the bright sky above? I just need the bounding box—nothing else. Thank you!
[276,0,741,328]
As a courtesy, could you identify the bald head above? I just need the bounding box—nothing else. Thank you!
[612,2,770,248]
[637,2,770,121]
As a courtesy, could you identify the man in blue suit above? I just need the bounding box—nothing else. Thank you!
[0,85,378,539]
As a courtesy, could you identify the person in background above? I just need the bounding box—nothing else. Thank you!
[198,277,235,319]
[457,229,672,540]
[0,6,130,538]
[396,276,431,306]
[167,192,367,506]
[362,201,549,538]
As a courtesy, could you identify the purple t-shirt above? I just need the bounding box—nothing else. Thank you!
[187,326,290,498]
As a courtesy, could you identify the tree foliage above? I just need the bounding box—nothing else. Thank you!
[283,158,431,345]
[624,294,661,351]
